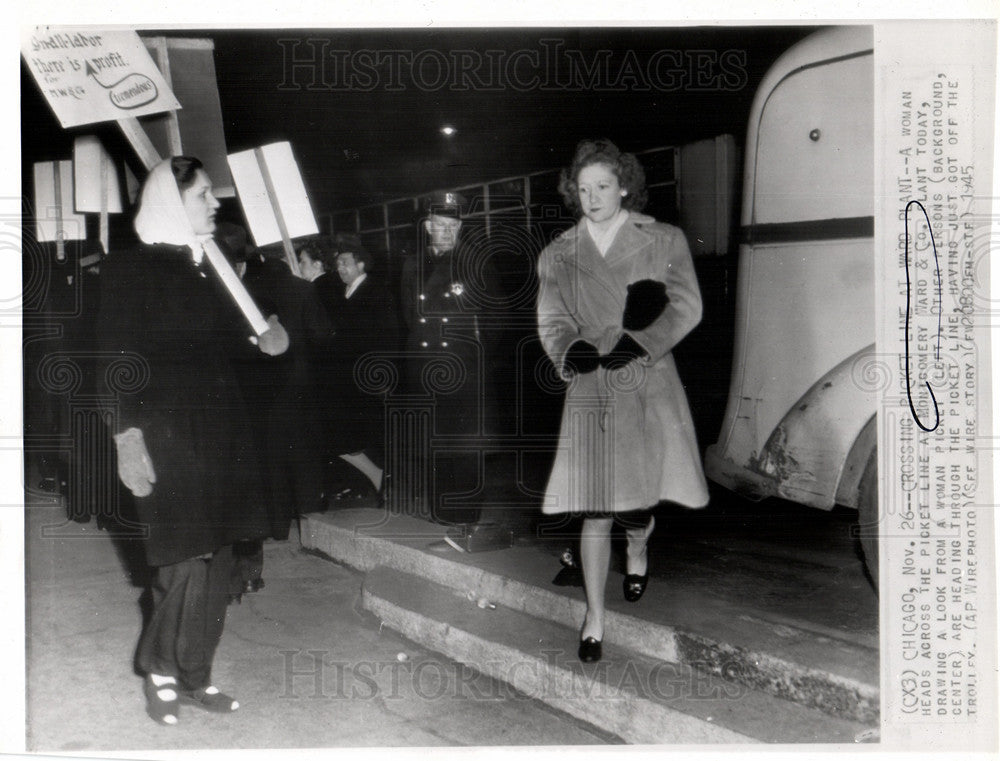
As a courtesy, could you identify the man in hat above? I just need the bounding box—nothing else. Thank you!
[396,191,515,543]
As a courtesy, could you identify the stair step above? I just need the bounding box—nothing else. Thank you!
[302,509,879,724]
[362,565,875,744]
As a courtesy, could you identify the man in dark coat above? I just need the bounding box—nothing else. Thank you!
[241,251,333,529]
[321,234,397,498]
[216,226,334,596]
[297,236,339,321]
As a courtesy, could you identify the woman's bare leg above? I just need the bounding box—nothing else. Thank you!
[579,516,613,641]
[624,513,656,576]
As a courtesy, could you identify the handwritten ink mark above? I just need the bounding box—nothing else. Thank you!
[85,61,159,110]
[904,200,942,432]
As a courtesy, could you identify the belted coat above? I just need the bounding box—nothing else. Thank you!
[536,212,710,514]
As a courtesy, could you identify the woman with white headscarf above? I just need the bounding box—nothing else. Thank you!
[98,156,287,725]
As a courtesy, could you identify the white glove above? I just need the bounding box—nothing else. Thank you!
[113,427,156,497]
[257,314,289,356]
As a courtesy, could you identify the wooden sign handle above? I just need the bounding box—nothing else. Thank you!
[51,163,66,262]
[117,117,161,171]
[99,151,109,254]
[202,239,269,335]
[253,147,302,278]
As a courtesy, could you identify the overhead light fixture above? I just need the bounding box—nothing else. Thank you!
[441,125,456,137]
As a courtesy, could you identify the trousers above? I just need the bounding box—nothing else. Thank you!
[135,544,234,691]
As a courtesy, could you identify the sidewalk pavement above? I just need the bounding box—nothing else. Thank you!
[23,498,615,752]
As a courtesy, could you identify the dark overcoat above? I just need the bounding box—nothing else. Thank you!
[324,274,397,453]
[97,244,270,566]
[536,213,710,514]
[240,257,333,533]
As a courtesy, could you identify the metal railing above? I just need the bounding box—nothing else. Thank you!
[327,145,680,257]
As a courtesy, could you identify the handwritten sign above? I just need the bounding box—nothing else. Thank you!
[21,27,181,128]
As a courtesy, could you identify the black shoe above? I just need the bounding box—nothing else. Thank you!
[623,573,648,602]
[578,636,602,663]
[227,593,242,606]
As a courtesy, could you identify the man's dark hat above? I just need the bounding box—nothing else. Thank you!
[333,232,366,257]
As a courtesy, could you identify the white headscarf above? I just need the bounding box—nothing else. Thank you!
[133,158,212,264]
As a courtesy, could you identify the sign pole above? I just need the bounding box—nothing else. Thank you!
[99,152,109,254]
[51,163,66,262]
[116,117,161,171]
[253,147,302,278]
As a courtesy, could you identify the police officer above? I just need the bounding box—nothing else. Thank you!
[397,191,507,529]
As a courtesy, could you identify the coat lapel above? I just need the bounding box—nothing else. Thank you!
[603,212,654,269]
[556,220,621,304]
[557,213,656,300]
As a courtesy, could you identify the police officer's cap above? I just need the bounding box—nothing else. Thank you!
[421,190,468,219]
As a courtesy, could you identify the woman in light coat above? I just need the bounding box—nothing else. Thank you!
[536,139,709,662]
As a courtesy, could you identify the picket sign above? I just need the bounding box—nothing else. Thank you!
[227,142,318,279]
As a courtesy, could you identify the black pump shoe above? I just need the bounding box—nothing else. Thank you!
[623,573,649,602]
[578,636,602,662]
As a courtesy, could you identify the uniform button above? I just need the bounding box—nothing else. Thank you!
[442,317,448,322]
[441,341,449,347]
[419,294,425,300]
[421,341,428,348]
[419,318,426,323]
[444,292,451,298]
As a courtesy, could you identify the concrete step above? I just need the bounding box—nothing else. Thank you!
[301,508,879,725]
[361,565,874,744]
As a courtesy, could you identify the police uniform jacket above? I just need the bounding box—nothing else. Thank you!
[399,241,503,438]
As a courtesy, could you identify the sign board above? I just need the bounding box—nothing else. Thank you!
[228,142,319,247]
[21,27,181,128]
[140,37,234,197]
[73,135,123,214]
[33,161,86,244]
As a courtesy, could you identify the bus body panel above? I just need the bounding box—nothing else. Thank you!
[705,26,876,511]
